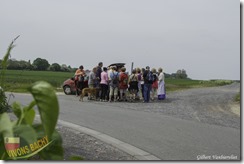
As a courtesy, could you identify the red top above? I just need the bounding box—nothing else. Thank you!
[119,72,128,89]
[152,80,158,89]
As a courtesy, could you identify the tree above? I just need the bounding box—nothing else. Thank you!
[181,69,187,79]
[164,72,171,78]
[32,58,50,71]
[19,60,32,70]
[7,59,19,70]
[60,64,70,72]
[6,59,33,70]
[49,63,61,71]
[175,69,188,79]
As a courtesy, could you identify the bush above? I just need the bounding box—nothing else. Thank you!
[210,80,233,86]
[199,80,233,86]
[235,92,240,102]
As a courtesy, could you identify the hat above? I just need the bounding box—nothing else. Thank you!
[146,66,150,69]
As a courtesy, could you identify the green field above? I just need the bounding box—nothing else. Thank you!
[165,79,234,92]
[2,70,74,92]
[1,70,235,93]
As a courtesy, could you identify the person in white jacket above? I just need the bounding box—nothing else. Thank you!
[157,68,166,100]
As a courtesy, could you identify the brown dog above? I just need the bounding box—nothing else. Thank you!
[79,88,99,102]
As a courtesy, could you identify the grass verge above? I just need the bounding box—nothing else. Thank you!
[3,70,236,93]
[4,70,74,92]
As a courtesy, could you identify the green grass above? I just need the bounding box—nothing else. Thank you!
[2,70,74,92]
[235,92,240,102]
[165,79,234,92]
[1,70,235,93]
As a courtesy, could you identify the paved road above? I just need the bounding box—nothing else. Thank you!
[7,83,240,160]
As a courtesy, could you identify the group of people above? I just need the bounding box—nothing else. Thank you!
[74,62,166,103]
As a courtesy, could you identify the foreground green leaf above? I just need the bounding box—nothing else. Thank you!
[3,125,38,159]
[38,130,63,160]
[0,35,19,88]
[0,113,14,138]
[14,140,53,160]
[28,81,59,140]
[23,109,35,125]
[0,113,15,159]
[12,102,23,119]
[33,124,63,160]
[0,134,8,160]
[13,125,38,147]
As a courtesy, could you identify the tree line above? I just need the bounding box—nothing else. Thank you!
[0,57,188,79]
[0,58,77,72]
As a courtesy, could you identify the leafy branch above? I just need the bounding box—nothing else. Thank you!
[0,37,64,160]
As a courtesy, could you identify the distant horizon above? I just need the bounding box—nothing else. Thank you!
[4,56,240,81]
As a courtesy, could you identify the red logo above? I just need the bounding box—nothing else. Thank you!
[4,137,20,150]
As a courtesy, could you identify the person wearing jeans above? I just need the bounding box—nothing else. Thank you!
[143,66,153,103]
[143,83,152,103]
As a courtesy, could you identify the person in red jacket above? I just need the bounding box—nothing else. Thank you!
[119,67,128,101]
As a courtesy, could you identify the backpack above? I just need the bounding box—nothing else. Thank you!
[78,75,85,82]
[137,73,142,81]
[119,73,128,89]
[147,71,155,83]
[121,73,128,85]
[130,74,137,82]
[153,74,157,82]
[111,72,119,85]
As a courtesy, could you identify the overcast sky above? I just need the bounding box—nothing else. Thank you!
[0,0,240,80]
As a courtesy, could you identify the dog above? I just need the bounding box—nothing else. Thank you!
[79,88,100,102]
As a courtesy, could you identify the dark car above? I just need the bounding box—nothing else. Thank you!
[108,63,125,70]
[62,76,88,95]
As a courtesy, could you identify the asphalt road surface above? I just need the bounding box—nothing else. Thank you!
[7,83,240,160]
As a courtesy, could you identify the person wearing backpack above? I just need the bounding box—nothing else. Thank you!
[128,69,139,102]
[119,67,128,101]
[109,66,119,102]
[143,66,153,103]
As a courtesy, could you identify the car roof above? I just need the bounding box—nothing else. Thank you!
[108,63,125,68]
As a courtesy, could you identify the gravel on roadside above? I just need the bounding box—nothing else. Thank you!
[91,82,240,129]
[56,124,137,161]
